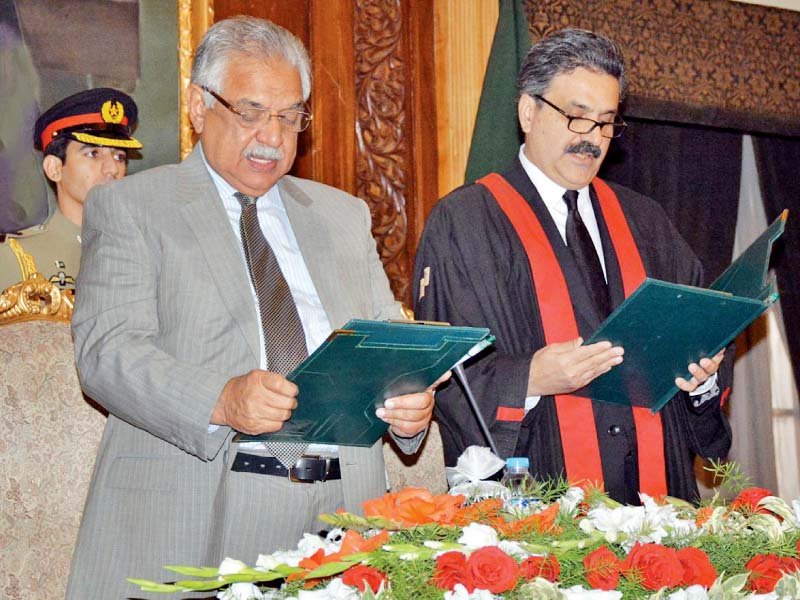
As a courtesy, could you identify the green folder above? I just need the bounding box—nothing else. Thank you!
[235,320,493,446]
[581,210,787,411]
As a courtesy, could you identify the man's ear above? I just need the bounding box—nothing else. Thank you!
[187,83,208,134]
[518,93,536,135]
[42,155,63,183]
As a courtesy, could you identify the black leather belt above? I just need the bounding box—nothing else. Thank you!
[231,452,341,482]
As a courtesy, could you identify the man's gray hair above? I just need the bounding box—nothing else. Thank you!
[191,16,311,103]
[516,28,627,101]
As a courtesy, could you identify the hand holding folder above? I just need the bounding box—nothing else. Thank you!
[235,320,493,446]
[580,210,787,411]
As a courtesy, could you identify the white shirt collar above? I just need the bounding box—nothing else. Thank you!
[198,142,283,209]
[516,144,606,275]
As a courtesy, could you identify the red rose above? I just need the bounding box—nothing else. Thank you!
[432,551,473,592]
[780,556,800,573]
[622,543,683,590]
[583,545,622,590]
[746,554,790,593]
[466,546,520,593]
[520,554,560,582]
[730,487,772,513]
[341,565,386,593]
[676,547,718,588]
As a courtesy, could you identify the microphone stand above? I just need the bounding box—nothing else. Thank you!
[453,363,500,457]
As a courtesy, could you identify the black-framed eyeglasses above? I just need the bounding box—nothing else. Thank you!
[201,86,312,132]
[534,94,627,139]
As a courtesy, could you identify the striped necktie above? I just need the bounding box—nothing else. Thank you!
[235,192,308,467]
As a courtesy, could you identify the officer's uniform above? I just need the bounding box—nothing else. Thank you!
[0,88,141,293]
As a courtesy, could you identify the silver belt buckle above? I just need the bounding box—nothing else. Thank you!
[288,455,323,483]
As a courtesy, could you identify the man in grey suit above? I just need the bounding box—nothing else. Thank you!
[68,16,435,599]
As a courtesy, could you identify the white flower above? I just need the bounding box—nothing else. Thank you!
[748,513,785,541]
[559,487,585,516]
[257,532,342,570]
[216,582,265,600]
[664,584,709,599]
[792,499,800,525]
[446,446,505,488]
[449,480,508,500]
[296,578,360,600]
[458,523,499,549]
[698,506,736,535]
[218,557,248,576]
[757,496,796,525]
[256,549,306,569]
[301,532,341,555]
[582,504,644,544]
[444,583,495,600]
[498,539,531,558]
[562,584,623,599]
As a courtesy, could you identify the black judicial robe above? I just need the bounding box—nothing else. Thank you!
[413,159,732,503]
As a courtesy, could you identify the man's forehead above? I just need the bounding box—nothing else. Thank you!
[546,69,620,106]
[222,54,301,85]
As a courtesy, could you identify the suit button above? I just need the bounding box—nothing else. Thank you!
[608,425,621,436]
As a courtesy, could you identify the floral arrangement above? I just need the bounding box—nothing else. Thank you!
[131,452,800,600]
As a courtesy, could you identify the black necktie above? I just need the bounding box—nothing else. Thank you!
[235,192,308,466]
[563,190,611,318]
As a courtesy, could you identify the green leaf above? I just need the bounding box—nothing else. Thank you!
[163,565,221,577]
[126,578,188,593]
[171,579,227,592]
[305,559,359,579]
[320,512,400,531]
[775,572,800,599]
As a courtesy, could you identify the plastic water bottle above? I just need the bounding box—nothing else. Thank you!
[500,457,538,514]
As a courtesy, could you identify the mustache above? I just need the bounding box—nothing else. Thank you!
[244,145,284,161]
[565,141,602,159]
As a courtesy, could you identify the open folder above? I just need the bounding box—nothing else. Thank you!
[235,320,493,446]
[580,209,787,411]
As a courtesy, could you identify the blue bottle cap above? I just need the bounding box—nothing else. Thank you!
[506,457,530,469]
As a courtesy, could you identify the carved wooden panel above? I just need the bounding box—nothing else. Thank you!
[525,0,800,134]
[354,0,410,302]
[194,0,437,302]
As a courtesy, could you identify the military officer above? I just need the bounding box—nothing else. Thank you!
[0,88,141,292]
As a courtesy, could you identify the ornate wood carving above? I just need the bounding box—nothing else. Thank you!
[354,0,410,302]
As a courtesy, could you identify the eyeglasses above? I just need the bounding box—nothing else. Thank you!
[202,86,312,132]
[533,95,627,139]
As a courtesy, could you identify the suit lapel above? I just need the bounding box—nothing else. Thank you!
[177,148,261,364]
[278,177,348,328]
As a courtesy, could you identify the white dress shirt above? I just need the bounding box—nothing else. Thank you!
[516,145,715,411]
[201,146,337,452]
[518,146,607,279]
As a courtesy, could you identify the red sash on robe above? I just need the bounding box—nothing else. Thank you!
[479,173,668,497]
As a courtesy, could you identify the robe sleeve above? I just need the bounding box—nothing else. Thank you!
[413,199,533,464]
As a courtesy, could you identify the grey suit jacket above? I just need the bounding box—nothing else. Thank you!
[67,148,405,599]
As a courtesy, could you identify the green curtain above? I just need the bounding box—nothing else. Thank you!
[463,0,530,184]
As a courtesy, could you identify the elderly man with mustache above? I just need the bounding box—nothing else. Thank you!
[68,16,436,600]
[413,29,730,505]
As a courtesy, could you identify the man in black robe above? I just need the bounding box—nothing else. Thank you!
[413,29,731,504]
